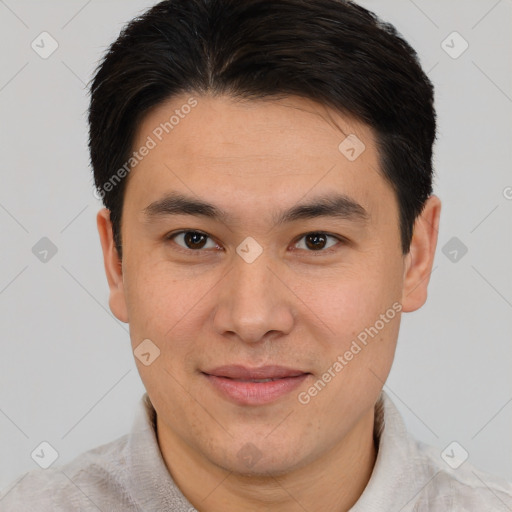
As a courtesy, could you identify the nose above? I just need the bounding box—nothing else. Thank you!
[212,249,295,344]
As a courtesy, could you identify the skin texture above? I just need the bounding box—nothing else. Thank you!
[97,93,441,511]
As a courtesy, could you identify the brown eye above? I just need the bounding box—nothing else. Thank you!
[305,233,327,250]
[169,231,218,250]
[294,232,340,252]
[183,231,207,249]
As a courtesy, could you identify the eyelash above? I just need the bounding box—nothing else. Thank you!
[164,230,346,255]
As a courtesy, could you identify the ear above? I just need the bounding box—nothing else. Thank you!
[401,195,441,312]
[96,208,129,323]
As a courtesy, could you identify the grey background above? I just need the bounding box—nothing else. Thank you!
[1,0,511,492]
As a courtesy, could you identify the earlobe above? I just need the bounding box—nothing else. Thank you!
[401,195,441,312]
[96,208,129,323]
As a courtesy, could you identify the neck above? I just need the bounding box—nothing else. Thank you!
[157,408,377,512]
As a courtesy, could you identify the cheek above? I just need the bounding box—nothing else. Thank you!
[298,260,401,336]
[296,255,403,395]
[123,258,224,371]
[123,259,186,343]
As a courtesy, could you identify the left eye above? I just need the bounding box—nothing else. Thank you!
[293,232,340,252]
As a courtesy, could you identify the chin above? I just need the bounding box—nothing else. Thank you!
[209,437,311,477]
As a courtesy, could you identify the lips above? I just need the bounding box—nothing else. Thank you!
[203,364,307,380]
[202,365,310,405]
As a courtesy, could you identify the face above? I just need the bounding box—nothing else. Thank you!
[97,93,439,476]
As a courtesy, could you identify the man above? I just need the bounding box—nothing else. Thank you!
[1,0,511,510]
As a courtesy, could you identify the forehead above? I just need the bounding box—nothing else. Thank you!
[124,93,396,225]
[135,93,374,167]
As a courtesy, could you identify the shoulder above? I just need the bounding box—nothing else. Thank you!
[409,438,512,510]
[359,392,512,511]
[0,434,137,512]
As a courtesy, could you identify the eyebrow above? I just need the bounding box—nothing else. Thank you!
[142,191,369,226]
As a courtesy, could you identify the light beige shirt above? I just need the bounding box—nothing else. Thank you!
[1,391,511,511]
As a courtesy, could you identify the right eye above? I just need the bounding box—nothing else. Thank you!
[166,230,221,252]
